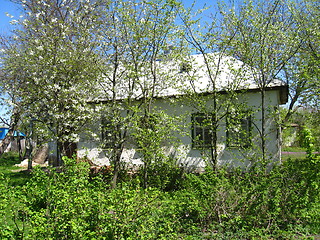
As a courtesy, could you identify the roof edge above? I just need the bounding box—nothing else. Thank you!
[88,84,289,105]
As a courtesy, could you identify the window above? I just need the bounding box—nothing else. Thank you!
[180,62,192,73]
[191,113,212,148]
[101,118,121,149]
[226,113,252,148]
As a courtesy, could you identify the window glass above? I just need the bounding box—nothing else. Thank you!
[192,113,212,148]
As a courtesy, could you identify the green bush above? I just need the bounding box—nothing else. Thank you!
[136,159,186,191]
[0,155,319,239]
[181,156,320,238]
[0,157,201,239]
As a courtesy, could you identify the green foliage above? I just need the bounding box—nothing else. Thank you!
[0,152,31,186]
[0,0,318,237]
[284,108,320,151]
[282,146,305,152]
[0,157,199,239]
[300,127,316,158]
[131,110,181,189]
[0,155,320,239]
[0,152,21,167]
[136,158,186,191]
[182,157,320,237]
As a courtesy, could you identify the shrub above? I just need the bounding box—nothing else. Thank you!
[0,155,319,239]
[181,157,320,238]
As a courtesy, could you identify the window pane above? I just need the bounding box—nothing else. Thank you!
[192,113,212,148]
[204,128,211,145]
[195,127,203,138]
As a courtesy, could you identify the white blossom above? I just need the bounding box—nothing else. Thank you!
[53,84,61,90]
[5,13,14,18]
[10,20,18,25]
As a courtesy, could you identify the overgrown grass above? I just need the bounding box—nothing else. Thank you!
[282,152,307,161]
[281,146,307,161]
[0,154,319,239]
[282,146,320,161]
[0,152,31,186]
[282,146,306,152]
[0,152,22,167]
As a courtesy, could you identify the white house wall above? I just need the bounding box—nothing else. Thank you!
[78,89,282,169]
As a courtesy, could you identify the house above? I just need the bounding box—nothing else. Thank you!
[0,127,26,153]
[77,53,288,170]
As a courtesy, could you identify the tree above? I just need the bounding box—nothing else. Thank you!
[282,0,320,122]
[0,0,102,165]
[219,0,301,163]
[177,2,251,171]
[95,0,184,188]
[0,35,24,157]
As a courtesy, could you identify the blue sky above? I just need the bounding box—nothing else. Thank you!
[0,0,21,35]
[0,0,217,35]
[0,0,21,120]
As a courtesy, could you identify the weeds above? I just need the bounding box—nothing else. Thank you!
[0,154,319,239]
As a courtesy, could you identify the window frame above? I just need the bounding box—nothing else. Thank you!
[191,113,212,149]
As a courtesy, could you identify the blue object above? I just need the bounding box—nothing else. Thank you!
[0,127,26,140]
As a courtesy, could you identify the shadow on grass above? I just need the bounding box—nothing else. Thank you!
[0,152,22,167]
[0,152,31,186]
[3,169,31,186]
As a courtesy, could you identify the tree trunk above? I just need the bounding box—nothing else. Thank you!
[111,167,119,189]
[63,142,77,159]
[17,137,23,162]
[110,142,124,189]
[56,141,63,167]
[261,88,266,163]
[210,117,218,172]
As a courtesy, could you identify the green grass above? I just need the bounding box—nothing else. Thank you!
[282,146,307,161]
[281,146,320,161]
[0,152,23,167]
[282,152,306,161]
[0,152,31,186]
[0,152,31,238]
[0,167,31,186]
[1,152,319,239]
[282,146,306,152]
